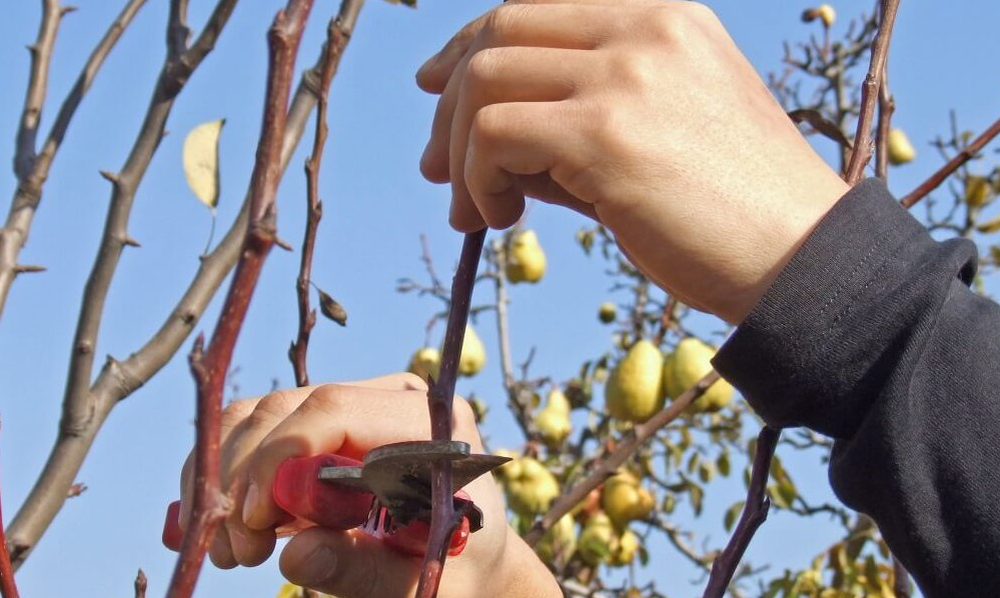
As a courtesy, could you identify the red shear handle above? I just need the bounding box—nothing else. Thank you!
[162,454,472,556]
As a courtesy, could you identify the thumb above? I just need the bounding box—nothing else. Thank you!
[280,527,421,598]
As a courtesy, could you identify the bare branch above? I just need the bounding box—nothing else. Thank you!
[844,0,901,184]
[134,569,148,598]
[0,418,20,598]
[524,371,720,547]
[874,63,894,181]
[702,426,780,598]
[14,0,63,180]
[415,229,488,598]
[6,9,340,569]
[290,0,364,386]
[165,3,316,598]
[0,0,147,326]
[901,115,1000,208]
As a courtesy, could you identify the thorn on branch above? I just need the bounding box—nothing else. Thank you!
[99,170,121,185]
[122,236,141,248]
[134,568,147,598]
[274,236,294,251]
[13,265,46,275]
[61,5,79,16]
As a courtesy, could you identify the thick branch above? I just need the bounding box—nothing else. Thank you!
[900,115,1000,208]
[6,21,333,571]
[290,1,364,386]
[0,0,147,328]
[165,3,315,598]
[416,229,488,598]
[524,371,720,547]
[701,426,780,598]
[0,419,19,598]
[843,0,901,184]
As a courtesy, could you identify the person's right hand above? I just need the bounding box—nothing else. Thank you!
[417,0,850,324]
[176,373,561,598]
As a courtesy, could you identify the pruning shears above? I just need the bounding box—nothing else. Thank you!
[162,440,509,557]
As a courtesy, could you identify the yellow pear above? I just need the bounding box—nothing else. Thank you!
[887,128,916,165]
[605,340,664,423]
[598,302,617,324]
[457,325,486,377]
[503,456,560,516]
[493,449,521,479]
[816,4,835,27]
[535,388,572,447]
[407,347,441,383]
[534,513,576,564]
[505,229,547,284]
[578,512,615,566]
[965,175,994,208]
[601,472,655,528]
[609,529,641,567]
[664,338,734,413]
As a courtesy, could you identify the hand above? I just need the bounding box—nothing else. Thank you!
[417,0,850,324]
[177,373,560,598]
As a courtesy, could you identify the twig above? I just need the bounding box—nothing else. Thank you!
[843,0,901,184]
[165,3,315,598]
[0,418,19,598]
[874,62,895,181]
[0,0,147,326]
[415,229,488,598]
[701,426,780,598]
[900,115,1000,208]
[6,31,335,568]
[289,1,364,386]
[134,569,148,598]
[488,242,534,440]
[524,371,720,547]
[14,0,64,180]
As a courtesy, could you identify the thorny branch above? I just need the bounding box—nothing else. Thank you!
[416,229,488,598]
[844,0,900,184]
[290,0,365,386]
[702,426,780,598]
[524,371,720,547]
[167,2,316,598]
[7,4,340,570]
[0,0,147,327]
[901,115,1000,208]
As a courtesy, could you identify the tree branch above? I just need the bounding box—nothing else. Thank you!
[900,115,1000,208]
[874,63,894,181]
[415,229,488,598]
[165,3,315,598]
[134,569,148,598]
[702,426,780,598]
[843,0,900,184]
[0,418,19,598]
[6,10,337,569]
[0,0,147,327]
[524,371,720,547]
[290,0,364,386]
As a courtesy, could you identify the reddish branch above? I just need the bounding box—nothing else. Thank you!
[0,420,19,598]
[415,229,488,598]
[134,569,148,598]
[165,3,315,598]
[844,0,901,185]
[290,0,364,386]
[524,371,719,547]
[875,63,895,181]
[900,115,1000,208]
[702,426,779,598]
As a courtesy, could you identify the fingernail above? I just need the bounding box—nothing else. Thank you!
[296,545,337,585]
[229,528,248,562]
[242,482,259,526]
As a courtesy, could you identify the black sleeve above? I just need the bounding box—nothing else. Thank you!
[712,178,1000,598]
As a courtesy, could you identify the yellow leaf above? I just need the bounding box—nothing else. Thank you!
[182,119,225,211]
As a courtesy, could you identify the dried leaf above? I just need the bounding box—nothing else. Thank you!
[977,215,1000,234]
[182,119,225,211]
[317,288,348,326]
[788,109,853,150]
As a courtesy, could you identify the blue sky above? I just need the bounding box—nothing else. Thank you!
[1,1,998,597]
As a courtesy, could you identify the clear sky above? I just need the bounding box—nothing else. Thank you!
[1,1,998,597]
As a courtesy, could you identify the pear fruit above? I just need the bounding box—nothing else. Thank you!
[965,175,994,208]
[578,512,616,566]
[505,229,547,284]
[663,338,734,413]
[407,347,441,383]
[605,340,665,423]
[601,472,655,528]
[816,4,835,27]
[457,325,486,377]
[887,128,916,165]
[609,529,641,567]
[535,388,572,447]
[503,456,560,516]
[534,513,576,565]
[598,302,618,324]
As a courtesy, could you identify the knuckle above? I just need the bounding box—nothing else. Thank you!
[247,390,298,427]
[645,6,692,43]
[221,397,258,427]
[464,49,502,91]
[470,104,504,143]
[397,372,428,391]
[300,384,348,417]
[482,4,521,41]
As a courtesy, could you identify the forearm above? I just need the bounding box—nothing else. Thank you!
[714,179,1000,597]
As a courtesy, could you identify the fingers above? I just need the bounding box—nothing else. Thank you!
[280,528,421,598]
[459,101,589,229]
[242,385,480,531]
